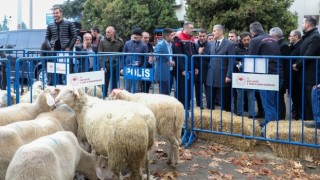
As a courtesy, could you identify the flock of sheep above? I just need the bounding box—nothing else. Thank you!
[0,81,185,180]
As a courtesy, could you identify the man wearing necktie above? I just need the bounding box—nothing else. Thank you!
[206,24,235,111]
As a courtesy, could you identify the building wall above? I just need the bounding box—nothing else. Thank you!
[290,0,320,30]
[174,0,186,22]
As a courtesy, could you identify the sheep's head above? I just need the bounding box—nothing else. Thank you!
[32,81,45,90]
[54,86,80,108]
[108,88,124,100]
[96,156,113,180]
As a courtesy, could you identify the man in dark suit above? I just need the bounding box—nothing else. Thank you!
[154,28,175,95]
[75,33,98,72]
[288,30,302,120]
[206,24,235,111]
[195,29,210,108]
[293,16,320,123]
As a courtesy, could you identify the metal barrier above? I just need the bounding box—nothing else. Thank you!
[0,49,26,93]
[0,58,12,106]
[6,51,320,150]
[186,54,320,149]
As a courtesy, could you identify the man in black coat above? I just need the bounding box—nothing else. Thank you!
[293,16,320,124]
[289,30,303,120]
[269,27,290,120]
[249,22,283,129]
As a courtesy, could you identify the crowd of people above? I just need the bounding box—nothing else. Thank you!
[44,6,320,130]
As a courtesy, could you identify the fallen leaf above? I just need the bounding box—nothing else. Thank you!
[212,157,223,162]
[209,161,219,168]
[209,169,220,175]
[293,161,303,169]
[191,163,199,168]
[178,172,188,176]
[180,149,192,160]
[163,171,177,180]
[304,155,314,162]
[268,161,277,166]
[153,171,165,177]
[199,145,207,149]
[154,149,164,153]
[221,173,233,180]
[305,163,317,169]
[235,167,258,176]
[259,168,272,176]
[251,156,267,165]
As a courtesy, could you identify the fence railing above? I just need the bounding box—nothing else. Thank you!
[2,51,320,149]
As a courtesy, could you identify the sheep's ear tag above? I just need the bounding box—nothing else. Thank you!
[45,93,55,106]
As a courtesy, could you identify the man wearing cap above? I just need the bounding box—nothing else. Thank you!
[121,28,148,93]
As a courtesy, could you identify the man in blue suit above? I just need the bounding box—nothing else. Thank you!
[206,24,235,111]
[154,28,175,95]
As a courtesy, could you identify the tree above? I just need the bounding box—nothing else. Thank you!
[21,22,27,29]
[81,0,180,40]
[55,0,86,21]
[185,0,298,36]
[0,16,10,31]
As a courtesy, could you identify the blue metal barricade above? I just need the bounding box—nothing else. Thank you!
[187,54,320,149]
[0,58,12,106]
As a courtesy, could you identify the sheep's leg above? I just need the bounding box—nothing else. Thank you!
[145,154,150,180]
[167,137,179,166]
[128,162,143,180]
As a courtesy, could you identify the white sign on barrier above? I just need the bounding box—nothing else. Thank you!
[67,71,105,88]
[47,62,69,74]
[232,73,279,91]
[243,58,268,73]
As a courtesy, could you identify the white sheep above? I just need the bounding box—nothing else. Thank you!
[109,89,185,166]
[0,88,55,126]
[19,81,44,103]
[81,86,103,99]
[5,131,111,180]
[0,90,16,107]
[54,87,156,180]
[0,116,65,179]
[36,104,78,135]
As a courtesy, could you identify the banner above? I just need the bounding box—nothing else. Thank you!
[67,71,105,88]
[232,73,279,91]
[123,66,154,81]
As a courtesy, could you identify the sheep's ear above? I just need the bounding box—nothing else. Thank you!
[52,88,61,97]
[73,87,80,97]
[45,93,55,106]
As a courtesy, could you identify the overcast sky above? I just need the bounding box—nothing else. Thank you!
[0,0,66,30]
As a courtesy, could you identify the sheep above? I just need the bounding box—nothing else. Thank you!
[5,131,111,180]
[109,89,185,166]
[81,86,103,99]
[0,103,78,179]
[20,80,44,103]
[0,88,55,126]
[36,104,78,135]
[0,90,16,107]
[0,116,65,179]
[54,86,156,180]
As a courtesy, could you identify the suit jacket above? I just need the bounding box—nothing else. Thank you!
[206,38,235,87]
[154,39,172,81]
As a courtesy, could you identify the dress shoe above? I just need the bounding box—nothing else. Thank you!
[305,121,320,129]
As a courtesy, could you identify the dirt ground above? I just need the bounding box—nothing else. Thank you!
[147,137,320,180]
